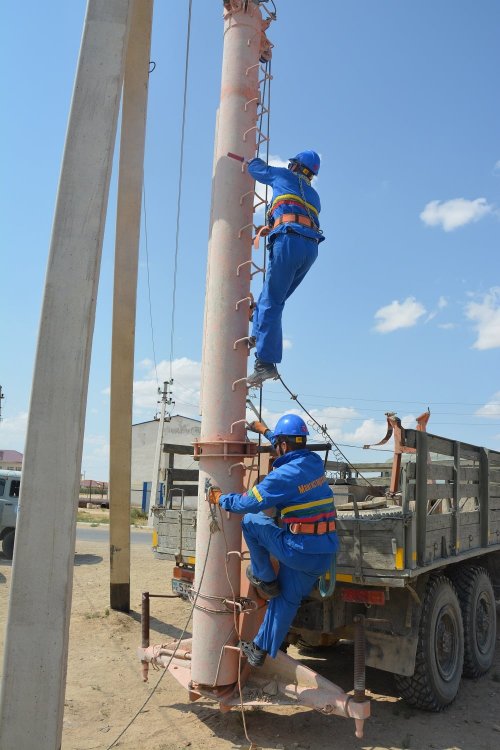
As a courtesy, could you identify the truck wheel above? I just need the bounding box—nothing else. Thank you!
[395,575,463,711]
[451,566,496,678]
[2,530,15,560]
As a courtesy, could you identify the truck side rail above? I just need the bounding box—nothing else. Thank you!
[404,429,500,567]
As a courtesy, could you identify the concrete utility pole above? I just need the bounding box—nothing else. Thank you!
[148,379,173,526]
[0,2,133,747]
[191,1,271,688]
[109,0,154,613]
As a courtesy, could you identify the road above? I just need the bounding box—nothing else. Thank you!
[76,523,152,546]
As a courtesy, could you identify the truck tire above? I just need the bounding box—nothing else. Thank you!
[450,565,496,678]
[2,530,15,560]
[395,575,463,711]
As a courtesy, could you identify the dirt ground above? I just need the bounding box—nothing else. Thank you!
[1,528,500,750]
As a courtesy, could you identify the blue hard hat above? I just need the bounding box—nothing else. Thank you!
[272,414,309,442]
[289,150,320,175]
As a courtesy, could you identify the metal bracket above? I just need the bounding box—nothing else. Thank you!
[193,439,257,460]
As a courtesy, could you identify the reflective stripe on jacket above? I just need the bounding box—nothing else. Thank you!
[219,450,335,520]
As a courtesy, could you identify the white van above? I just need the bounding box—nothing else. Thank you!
[0,470,21,559]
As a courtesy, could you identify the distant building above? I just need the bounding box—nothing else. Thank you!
[131,414,201,507]
[0,450,23,471]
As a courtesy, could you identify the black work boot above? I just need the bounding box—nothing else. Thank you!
[246,565,280,598]
[247,358,279,386]
[240,640,267,668]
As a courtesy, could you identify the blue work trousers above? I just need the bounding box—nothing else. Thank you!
[252,231,318,364]
[241,512,333,658]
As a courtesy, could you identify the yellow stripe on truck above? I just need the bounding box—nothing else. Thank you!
[395,547,404,570]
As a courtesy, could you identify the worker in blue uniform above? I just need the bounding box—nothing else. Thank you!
[208,414,338,668]
[246,150,325,385]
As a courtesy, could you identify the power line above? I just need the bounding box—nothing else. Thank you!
[168,0,193,381]
[263,386,500,409]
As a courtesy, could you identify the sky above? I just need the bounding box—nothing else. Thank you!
[1,0,499,480]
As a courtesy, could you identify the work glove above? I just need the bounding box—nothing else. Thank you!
[247,420,269,435]
[207,487,222,505]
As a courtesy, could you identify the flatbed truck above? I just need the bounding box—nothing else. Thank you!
[151,425,500,710]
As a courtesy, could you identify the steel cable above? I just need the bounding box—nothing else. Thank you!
[168,0,193,382]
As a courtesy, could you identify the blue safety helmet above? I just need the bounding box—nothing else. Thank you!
[289,150,320,176]
[271,414,309,445]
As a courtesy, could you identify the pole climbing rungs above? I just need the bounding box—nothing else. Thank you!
[232,376,250,391]
[245,62,261,77]
[230,418,247,433]
[243,124,269,144]
[244,96,260,111]
[236,259,264,278]
[239,189,257,206]
[228,461,247,475]
[238,222,257,238]
[235,293,254,311]
[233,336,252,351]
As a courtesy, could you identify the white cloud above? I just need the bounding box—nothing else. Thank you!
[425,295,449,323]
[343,419,393,448]
[465,288,500,350]
[438,322,456,330]
[374,297,426,333]
[0,411,28,451]
[269,154,289,169]
[81,433,109,480]
[475,392,500,418]
[420,198,493,231]
[283,338,293,350]
[493,160,500,175]
[132,358,201,420]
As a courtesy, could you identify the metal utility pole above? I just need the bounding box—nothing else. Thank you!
[109,0,154,613]
[190,1,271,688]
[0,2,133,748]
[138,4,370,737]
[148,379,173,526]
[0,385,4,421]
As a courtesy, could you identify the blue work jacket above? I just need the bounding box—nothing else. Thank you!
[248,158,324,243]
[219,449,338,554]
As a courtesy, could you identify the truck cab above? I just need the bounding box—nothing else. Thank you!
[0,470,21,559]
